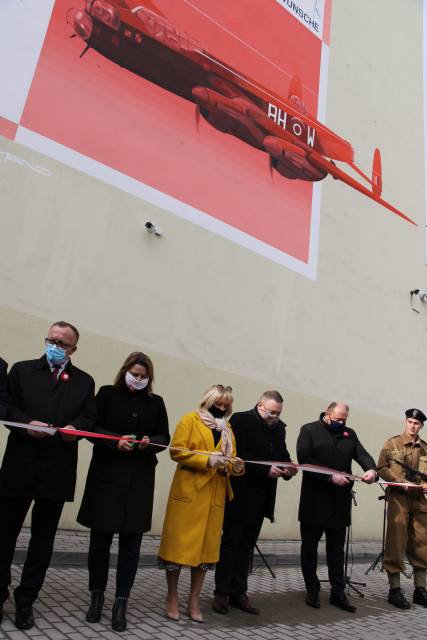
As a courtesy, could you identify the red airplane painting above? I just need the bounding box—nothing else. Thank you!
[67,0,415,225]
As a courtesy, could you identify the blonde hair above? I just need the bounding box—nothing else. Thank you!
[199,385,234,414]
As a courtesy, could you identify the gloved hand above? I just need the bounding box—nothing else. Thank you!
[208,452,228,468]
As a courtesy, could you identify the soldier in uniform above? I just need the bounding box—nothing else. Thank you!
[377,408,427,609]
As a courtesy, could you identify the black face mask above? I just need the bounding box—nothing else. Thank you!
[210,406,227,419]
[329,419,345,433]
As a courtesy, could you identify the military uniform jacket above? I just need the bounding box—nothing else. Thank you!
[297,416,376,528]
[377,432,427,511]
[0,356,95,502]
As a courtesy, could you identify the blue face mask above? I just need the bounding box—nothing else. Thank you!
[45,343,67,366]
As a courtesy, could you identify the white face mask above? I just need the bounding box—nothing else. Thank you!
[125,371,149,391]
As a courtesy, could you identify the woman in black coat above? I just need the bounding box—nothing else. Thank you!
[77,352,169,632]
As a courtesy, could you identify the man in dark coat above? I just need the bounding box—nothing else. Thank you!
[0,321,95,630]
[0,358,7,419]
[297,402,377,612]
[213,390,297,615]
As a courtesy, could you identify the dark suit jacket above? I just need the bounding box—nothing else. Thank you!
[228,408,292,524]
[0,355,95,502]
[297,415,376,528]
[0,358,7,419]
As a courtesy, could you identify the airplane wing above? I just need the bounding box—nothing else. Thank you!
[309,150,416,225]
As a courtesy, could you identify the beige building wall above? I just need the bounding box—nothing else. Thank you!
[0,0,425,539]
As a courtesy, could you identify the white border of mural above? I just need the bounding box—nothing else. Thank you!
[0,0,330,280]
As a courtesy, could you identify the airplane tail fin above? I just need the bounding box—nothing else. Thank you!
[372,148,382,198]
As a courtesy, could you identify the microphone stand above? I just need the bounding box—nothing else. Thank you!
[344,491,366,597]
[365,487,387,575]
[249,545,276,579]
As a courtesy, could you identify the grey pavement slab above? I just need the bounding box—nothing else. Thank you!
[0,563,425,640]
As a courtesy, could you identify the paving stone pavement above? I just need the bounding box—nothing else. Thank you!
[14,529,382,566]
[0,562,425,640]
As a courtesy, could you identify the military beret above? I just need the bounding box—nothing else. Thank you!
[405,408,427,423]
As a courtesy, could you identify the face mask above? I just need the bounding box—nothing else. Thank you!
[329,419,345,432]
[45,343,67,366]
[258,405,280,424]
[210,405,228,419]
[125,372,149,391]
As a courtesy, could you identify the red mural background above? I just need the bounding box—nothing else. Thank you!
[19,0,330,263]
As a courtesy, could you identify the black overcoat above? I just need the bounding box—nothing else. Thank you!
[0,358,7,419]
[77,384,170,534]
[0,356,95,502]
[297,415,376,528]
[228,408,292,524]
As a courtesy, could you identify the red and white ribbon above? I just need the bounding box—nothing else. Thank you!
[1,420,423,490]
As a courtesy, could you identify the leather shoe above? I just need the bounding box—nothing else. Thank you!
[388,588,410,609]
[329,593,356,612]
[413,587,427,607]
[112,597,127,632]
[229,595,259,615]
[212,593,229,614]
[305,591,320,608]
[86,590,104,623]
[14,606,34,630]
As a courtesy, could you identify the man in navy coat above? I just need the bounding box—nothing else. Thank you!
[297,402,376,612]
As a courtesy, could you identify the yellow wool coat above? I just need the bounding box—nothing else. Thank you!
[158,411,243,567]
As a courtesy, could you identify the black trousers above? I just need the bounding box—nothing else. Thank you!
[88,530,143,598]
[300,522,347,596]
[215,506,264,599]
[0,496,64,606]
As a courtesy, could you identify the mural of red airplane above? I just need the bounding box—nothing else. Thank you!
[67,0,415,225]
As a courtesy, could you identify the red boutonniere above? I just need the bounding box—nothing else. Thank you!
[343,431,349,437]
[60,372,70,382]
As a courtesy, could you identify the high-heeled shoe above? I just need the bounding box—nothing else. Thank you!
[165,596,180,621]
[187,603,204,623]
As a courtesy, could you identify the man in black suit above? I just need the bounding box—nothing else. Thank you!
[213,390,297,615]
[0,358,7,420]
[297,402,377,612]
[0,321,95,629]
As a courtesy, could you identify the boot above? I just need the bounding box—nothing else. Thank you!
[14,605,34,630]
[86,590,104,623]
[112,597,128,632]
[413,587,427,607]
[388,588,410,609]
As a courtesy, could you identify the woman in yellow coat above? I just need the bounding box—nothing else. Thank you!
[158,385,244,622]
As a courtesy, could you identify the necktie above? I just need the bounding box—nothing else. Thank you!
[52,366,60,382]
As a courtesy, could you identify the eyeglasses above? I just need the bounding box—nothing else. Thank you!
[217,385,232,393]
[45,338,74,350]
[260,403,281,418]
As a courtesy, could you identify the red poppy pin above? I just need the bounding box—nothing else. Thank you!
[343,431,349,437]
[60,372,70,382]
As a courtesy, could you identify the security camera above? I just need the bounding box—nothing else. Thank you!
[410,289,427,302]
[145,221,162,237]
